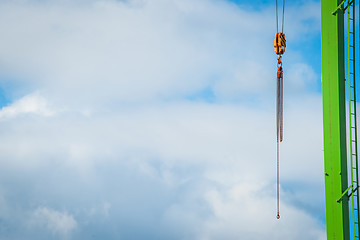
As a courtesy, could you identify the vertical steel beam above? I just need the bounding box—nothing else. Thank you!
[321,0,350,239]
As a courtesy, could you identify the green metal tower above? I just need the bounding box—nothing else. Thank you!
[321,0,360,239]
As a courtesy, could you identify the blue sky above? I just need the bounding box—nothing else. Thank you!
[0,0,325,239]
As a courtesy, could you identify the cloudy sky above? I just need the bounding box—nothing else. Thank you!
[0,0,324,239]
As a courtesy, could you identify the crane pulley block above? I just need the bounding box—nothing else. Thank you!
[274,32,286,56]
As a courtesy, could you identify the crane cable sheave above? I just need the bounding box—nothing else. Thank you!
[274,32,286,99]
[274,32,286,57]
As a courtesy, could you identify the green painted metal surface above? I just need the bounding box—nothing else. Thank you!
[346,1,360,238]
[321,0,350,239]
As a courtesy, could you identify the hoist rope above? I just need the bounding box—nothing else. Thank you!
[275,0,286,220]
[276,62,283,220]
[277,140,280,219]
[276,0,279,32]
[276,67,282,221]
[275,0,286,32]
[274,0,286,219]
[282,0,285,33]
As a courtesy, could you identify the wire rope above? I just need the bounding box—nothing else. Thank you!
[276,0,278,32]
[282,0,285,32]
[275,0,285,220]
[276,0,285,33]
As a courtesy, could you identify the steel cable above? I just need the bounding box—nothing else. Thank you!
[275,0,285,220]
[276,0,285,33]
[276,74,282,220]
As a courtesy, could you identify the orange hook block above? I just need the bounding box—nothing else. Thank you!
[274,32,286,56]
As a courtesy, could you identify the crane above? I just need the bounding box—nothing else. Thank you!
[322,0,360,239]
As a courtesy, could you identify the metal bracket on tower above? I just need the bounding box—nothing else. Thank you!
[337,185,353,203]
[332,0,353,15]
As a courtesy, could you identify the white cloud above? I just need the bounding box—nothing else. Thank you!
[0,97,325,239]
[286,63,318,92]
[0,92,54,118]
[0,0,324,239]
[30,207,77,236]
[0,0,319,107]
[198,182,326,240]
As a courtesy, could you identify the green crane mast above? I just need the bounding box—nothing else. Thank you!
[321,0,359,239]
